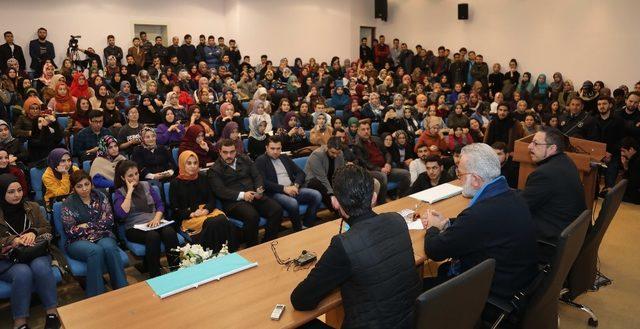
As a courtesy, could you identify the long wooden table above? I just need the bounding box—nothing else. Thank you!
[58,189,469,328]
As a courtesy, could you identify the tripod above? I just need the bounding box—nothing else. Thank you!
[67,47,84,72]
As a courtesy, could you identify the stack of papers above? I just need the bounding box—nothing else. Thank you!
[134,219,174,231]
[409,183,463,204]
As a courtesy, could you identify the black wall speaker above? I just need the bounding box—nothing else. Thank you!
[375,0,388,21]
[458,3,469,20]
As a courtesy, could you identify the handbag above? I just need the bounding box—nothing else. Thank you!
[181,206,225,236]
[9,236,51,263]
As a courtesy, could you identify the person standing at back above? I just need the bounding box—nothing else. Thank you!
[291,165,421,329]
[521,126,586,261]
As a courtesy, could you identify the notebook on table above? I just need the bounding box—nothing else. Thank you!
[409,183,463,204]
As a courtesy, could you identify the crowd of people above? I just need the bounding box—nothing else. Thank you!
[0,27,639,329]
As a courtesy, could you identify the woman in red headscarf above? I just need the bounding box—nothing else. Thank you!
[178,125,217,168]
[69,72,94,99]
[47,81,77,114]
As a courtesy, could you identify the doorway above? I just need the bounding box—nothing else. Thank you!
[133,24,168,45]
[359,26,376,47]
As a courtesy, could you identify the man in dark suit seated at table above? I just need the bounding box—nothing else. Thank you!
[208,139,283,247]
[291,165,422,329]
[520,126,586,261]
[409,154,454,194]
[419,143,537,305]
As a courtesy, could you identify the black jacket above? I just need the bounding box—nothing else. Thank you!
[103,45,123,64]
[207,155,264,205]
[0,43,26,74]
[254,154,305,194]
[425,180,538,301]
[179,44,197,65]
[585,114,625,155]
[521,153,586,244]
[410,171,453,194]
[291,211,422,329]
[623,153,640,204]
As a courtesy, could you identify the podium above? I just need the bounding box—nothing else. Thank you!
[513,134,606,210]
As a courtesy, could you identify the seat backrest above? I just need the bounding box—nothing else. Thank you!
[30,167,46,201]
[172,148,179,164]
[163,182,171,207]
[371,122,379,136]
[243,117,250,131]
[566,179,628,299]
[292,156,309,171]
[519,209,591,329]
[415,259,495,329]
[52,202,66,249]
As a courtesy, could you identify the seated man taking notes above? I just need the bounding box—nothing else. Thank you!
[291,165,421,329]
[419,143,538,306]
[409,154,454,194]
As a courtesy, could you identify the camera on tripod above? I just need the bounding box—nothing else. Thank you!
[68,35,81,51]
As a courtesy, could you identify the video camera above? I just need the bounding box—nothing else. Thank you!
[68,35,81,51]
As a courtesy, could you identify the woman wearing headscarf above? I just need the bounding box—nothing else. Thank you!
[360,92,384,122]
[214,102,243,136]
[162,91,187,121]
[41,74,66,105]
[214,121,244,155]
[186,105,215,140]
[100,96,125,132]
[0,148,28,193]
[135,70,150,95]
[309,113,333,146]
[90,135,127,188]
[249,100,273,133]
[179,125,217,167]
[276,112,311,152]
[28,113,64,166]
[114,81,139,113]
[169,151,236,252]
[61,170,128,297]
[90,84,112,109]
[113,160,179,278]
[47,81,77,114]
[42,148,78,205]
[517,72,534,103]
[531,74,550,104]
[37,62,56,89]
[0,174,61,329]
[248,87,272,115]
[327,82,351,113]
[156,108,185,147]
[549,72,564,102]
[0,120,28,165]
[69,72,93,99]
[247,117,269,160]
[131,127,175,181]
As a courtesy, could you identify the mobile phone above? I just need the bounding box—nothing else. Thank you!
[271,304,285,320]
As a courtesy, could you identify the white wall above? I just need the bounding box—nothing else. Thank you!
[3,0,636,87]
[372,0,640,88]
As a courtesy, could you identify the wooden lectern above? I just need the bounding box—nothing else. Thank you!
[513,134,607,210]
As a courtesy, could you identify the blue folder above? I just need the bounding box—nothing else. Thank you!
[146,253,258,298]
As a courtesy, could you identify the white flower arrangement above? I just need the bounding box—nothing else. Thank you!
[175,242,229,269]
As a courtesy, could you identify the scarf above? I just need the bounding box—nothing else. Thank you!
[140,126,157,150]
[176,150,199,181]
[70,72,91,98]
[0,174,26,233]
[96,135,119,160]
[53,81,76,113]
[534,74,549,94]
[215,121,243,153]
[468,176,510,208]
[47,148,72,180]
[179,125,212,159]
[249,115,268,141]
[0,120,15,144]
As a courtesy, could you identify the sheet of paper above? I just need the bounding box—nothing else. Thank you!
[407,219,424,230]
[134,219,175,231]
[409,183,463,204]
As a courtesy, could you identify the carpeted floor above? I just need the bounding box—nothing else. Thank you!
[1,202,638,329]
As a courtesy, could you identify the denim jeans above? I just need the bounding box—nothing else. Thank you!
[67,237,128,297]
[270,188,322,230]
[0,255,57,319]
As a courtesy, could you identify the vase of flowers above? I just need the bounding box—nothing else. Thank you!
[172,242,229,270]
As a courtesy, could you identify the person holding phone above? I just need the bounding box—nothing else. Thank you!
[113,160,179,277]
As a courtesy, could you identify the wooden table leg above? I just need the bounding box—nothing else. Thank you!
[325,304,344,328]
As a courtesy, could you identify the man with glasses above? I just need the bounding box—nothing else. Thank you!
[521,126,586,261]
[74,111,113,161]
[418,143,537,310]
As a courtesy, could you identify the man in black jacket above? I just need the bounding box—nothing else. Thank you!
[28,27,55,76]
[0,31,26,74]
[409,155,453,194]
[492,141,519,188]
[421,143,537,303]
[179,34,196,66]
[103,35,123,65]
[353,121,410,204]
[621,137,640,204]
[255,137,322,231]
[521,126,586,260]
[291,165,421,329]
[208,139,282,246]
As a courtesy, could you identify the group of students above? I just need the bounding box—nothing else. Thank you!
[0,27,639,329]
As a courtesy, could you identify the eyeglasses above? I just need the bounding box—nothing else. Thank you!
[529,140,550,147]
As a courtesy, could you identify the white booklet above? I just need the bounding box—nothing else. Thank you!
[134,219,175,231]
[409,183,463,204]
